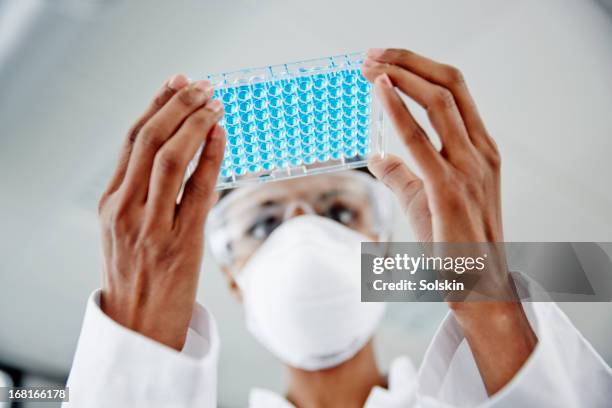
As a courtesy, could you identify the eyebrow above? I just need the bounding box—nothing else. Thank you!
[236,197,281,210]
[318,190,343,200]
[238,199,282,213]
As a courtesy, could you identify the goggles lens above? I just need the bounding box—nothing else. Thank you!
[207,171,393,268]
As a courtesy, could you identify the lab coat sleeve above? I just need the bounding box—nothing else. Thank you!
[64,289,219,407]
[417,273,612,408]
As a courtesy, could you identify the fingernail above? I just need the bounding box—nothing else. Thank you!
[193,80,213,95]
[377,73,393,88]
[363,58,383,69]
[367,48,385,58]
[168,74,188,90]
[362,58,375,67]
[207,99,223,113]
[210,125,225,140]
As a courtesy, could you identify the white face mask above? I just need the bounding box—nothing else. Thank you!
[236,215,386,371]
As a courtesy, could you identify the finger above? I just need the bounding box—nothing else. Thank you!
[367,48,493,151]
[363,59,476,164]
[120,79,215,202]
[177,124,226,228]
[146,99,224,224]
[372,73,446,182]
[102,74,189,199]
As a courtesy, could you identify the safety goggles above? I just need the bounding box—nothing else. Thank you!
[206,170,394,269]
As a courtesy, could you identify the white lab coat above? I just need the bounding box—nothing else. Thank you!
[65,273,612,407]
[0,370,12,408]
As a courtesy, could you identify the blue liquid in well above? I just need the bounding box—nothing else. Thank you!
[213,68,372,178]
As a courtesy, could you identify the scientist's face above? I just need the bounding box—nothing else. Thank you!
[206,170,392,295]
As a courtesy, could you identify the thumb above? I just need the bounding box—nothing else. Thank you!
[368,154,423,206]
[369,154,433,242]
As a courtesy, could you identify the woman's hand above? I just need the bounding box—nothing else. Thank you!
[362,49,536,395]
[97,74,226,351]
[362,48,502,245]
[362,48,512,302]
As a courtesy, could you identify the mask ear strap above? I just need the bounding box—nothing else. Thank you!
[378,231,391,242]
[372,235,392,258]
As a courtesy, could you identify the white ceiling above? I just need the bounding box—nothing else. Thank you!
[0,0,611,406]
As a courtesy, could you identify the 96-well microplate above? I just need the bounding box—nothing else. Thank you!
[190,52,385,190]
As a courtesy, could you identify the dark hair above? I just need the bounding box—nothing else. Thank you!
[218,167,373,200]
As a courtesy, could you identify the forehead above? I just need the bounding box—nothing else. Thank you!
[218,172,367,212]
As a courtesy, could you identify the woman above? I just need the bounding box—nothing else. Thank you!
[65,48,612,407]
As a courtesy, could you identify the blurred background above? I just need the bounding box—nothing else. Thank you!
[1,0,611,406]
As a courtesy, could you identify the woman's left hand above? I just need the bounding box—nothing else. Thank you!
[361,48,537,396]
